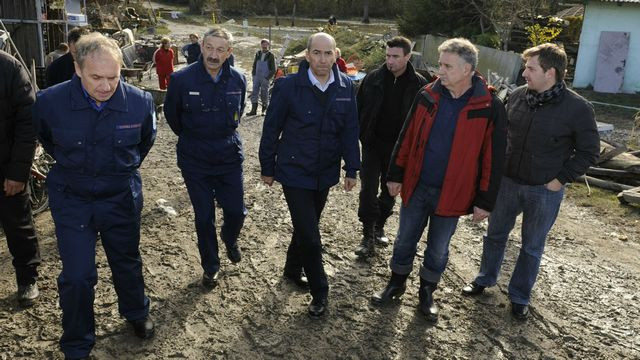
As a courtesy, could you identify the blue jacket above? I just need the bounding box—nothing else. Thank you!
[34,75,156,226]
[259,60,360,190]
[164,58,246,175]
[181,42,201,65]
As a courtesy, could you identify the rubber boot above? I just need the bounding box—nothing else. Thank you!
[371,272,409,305]
[247,103,258,116]
[354,222,375,257]
[419,278,439,323]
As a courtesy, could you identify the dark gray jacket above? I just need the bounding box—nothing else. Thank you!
[504,85,600,185]
[0,50,36,183]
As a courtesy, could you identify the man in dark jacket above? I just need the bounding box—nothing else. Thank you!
[181,33,201,65]
[371,38,507,324]
[45,27,88,88]
[247,39,276,116]
[164,27,247,290]
[259,32,360,318]
[461,43,600,320]
[34,33,157,359]
[0,50,41,308]
[355,36,428,258]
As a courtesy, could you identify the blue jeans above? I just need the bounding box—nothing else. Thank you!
[390,182,459,284]
[474,176,564,305]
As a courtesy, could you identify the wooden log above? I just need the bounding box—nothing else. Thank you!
[586,167,639,180]
[617,186,640,205]
[576,175,635,192]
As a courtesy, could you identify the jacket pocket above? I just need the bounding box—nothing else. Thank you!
[113,129,141,171]
[52,129,86,170]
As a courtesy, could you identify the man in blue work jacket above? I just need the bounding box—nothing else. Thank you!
[164,27,247,290]
[259,32,360,318]
[34,33,156,360]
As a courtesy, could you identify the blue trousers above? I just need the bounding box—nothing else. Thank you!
[474,176,564,305]
[390,182,459,283]
[183,170,247,274]
[54,206,149,359]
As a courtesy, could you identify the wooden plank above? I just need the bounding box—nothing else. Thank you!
[618,186,640,205]
[597,140,627,164]
[587,167,639,179]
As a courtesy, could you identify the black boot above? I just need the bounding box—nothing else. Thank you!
[374,221,389,246]
[261,104,267,115]
[247,103,258,116]
[371,272,409,305]
[419,278,438,323]
[355,222,375,257]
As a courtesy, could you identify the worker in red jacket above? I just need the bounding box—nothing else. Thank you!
[335,47,347,73]
[154,37,174,90]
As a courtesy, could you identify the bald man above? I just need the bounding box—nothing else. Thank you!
[259,33,360,317]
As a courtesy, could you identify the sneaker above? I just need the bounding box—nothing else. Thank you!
[17,283,39,307]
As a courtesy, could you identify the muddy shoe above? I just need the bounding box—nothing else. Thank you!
[308,295,328,318]
[511,302,529,320]
[129,316,155,339]
[355,223,375,258]
[461,281,485,296]
[371,272,408,305]
[17,283,39,308]
[226,244,242,264]
[202,271,219,289]
[283,269,308,288]
[418,279,438,324]
[247,103,258,116]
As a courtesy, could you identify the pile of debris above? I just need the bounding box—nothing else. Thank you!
[580,138,640,206]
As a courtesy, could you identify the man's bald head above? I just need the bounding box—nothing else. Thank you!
[306,32,336,51]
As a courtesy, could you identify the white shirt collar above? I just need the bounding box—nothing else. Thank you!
[307,68,335,92]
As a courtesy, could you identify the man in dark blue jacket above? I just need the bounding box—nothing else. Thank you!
[164,27,247,290]
[45,27,89,88]
[259,32,360,318]
[34,33,156,359]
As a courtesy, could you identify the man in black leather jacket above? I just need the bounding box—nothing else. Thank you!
[355,36,429,258]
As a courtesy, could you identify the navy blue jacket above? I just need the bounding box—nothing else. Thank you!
[164,58,246,175]
[34,75,156,226]
[259,60,360,190]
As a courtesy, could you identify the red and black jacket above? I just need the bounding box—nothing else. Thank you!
[387,75,507,216]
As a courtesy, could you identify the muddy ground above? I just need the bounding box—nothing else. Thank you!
[1,15,640,360]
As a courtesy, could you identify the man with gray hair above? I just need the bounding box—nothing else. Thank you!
[164,27,247,290]
[34,32,157,359]
[371,38,507,323]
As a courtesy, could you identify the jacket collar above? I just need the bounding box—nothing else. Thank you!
[296,60,346,89]
[70,74,128,112]
[427,73,492,106]
[195,55,234,84]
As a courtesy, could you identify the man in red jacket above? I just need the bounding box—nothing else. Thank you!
[154,37,174,90]
[371,38,507,323]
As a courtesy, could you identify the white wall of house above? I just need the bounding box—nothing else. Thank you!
[573,1,640,93]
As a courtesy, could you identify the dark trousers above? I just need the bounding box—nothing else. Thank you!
[55,215,149,359]
[0,190,40,286]
[183,170,247,274]
[358,143,396,224]
[282,186,329,298]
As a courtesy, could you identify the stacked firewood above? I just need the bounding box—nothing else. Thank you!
[577,140,640,205]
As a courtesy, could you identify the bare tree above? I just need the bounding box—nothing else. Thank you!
[469,0,547,50]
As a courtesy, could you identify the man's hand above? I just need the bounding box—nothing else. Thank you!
[261,175,274,186]
[387,181,402,197]
[344,177,356,191]
[472,206,490,222]
[545,178,563,192]
[3,179,26,196]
